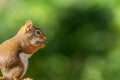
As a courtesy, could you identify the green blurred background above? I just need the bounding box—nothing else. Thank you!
[0,0,120,80]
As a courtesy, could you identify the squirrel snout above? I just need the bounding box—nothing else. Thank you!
[40,32,46,41]
[43,36,46,40]
[39,38,45,43]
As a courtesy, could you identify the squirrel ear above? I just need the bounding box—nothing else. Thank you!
[25,20,33,31]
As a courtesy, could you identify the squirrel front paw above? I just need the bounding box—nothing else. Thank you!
[23,77,33,80]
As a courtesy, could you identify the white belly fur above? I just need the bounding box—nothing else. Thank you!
[19,52,32,77]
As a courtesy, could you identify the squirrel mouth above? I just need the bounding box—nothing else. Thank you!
[36,40,44,45]
[34,39,46,46]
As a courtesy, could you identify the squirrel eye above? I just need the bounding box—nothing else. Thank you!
[35,30,41,36]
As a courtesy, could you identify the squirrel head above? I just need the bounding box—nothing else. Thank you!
[17,20,46,50]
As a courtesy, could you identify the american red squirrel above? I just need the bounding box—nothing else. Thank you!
[0,20,46,80]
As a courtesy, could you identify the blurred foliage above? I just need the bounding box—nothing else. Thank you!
[0,0,120,80]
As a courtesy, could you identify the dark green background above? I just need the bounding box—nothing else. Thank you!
[0,0,120,80]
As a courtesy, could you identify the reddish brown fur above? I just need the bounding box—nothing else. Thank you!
[0,20,46,80]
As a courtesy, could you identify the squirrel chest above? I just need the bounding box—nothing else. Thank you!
[19,52,32,77]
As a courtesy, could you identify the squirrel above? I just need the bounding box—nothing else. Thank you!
[0,20,46,80]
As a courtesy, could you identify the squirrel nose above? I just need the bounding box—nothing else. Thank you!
[43,36,46,40]
[41,35,46,40]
